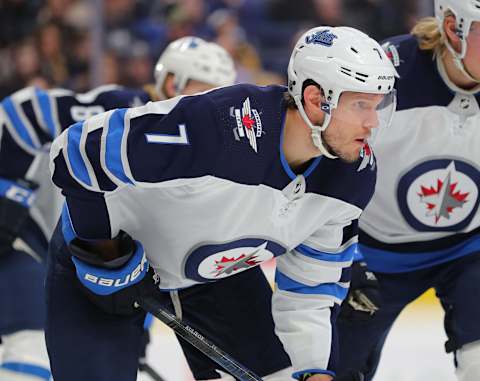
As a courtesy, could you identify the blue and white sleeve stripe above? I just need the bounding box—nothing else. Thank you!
[275,242,355,304]
[101,108,134,186]
[34,87,60,138]
[276,271,349,302]
[64,121,102,190]
[1,96,40,152]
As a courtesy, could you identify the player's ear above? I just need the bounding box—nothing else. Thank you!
[303,84,324,119]
[162,73,177,99]
[443,15,462,53]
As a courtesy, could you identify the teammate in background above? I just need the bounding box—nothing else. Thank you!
[0,37,235,381]
[337,1,480,380]
[46,26,397,381]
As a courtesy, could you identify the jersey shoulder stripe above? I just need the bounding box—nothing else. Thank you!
[65,121,95,188]
[2,95,40,151]
[35,87,58,138]
[103,108,134,185]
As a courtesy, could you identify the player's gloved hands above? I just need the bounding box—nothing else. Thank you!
[340,261,381,321]
[70,237,160,315]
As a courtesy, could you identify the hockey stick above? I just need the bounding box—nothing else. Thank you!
[137,296,263,381]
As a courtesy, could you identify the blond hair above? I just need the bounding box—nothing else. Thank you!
[410,11,454,56]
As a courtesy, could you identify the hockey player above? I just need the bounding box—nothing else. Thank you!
[46,26,397,381]
[337,1,480,380]
[0,37,235,381]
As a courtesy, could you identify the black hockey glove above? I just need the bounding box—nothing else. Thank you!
[340,261,381,321]
[0,179,38,256]
[69,232,161,316]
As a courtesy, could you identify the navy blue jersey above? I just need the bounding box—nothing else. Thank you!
[359,35,480,272]
[50,83,377,376]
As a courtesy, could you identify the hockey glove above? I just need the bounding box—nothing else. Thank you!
[340,261,381,321]
[0,178,37,256]
[70,234,160,315]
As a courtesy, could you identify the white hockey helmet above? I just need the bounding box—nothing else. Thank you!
[435,0,480,82]
[288,26,398,158]
[154,36,237,98]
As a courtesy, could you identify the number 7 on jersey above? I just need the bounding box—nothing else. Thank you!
[145,124,189,145]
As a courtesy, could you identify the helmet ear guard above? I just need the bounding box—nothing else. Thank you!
[287,26,398,158]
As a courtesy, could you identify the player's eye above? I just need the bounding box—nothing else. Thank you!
[353,101,372,111]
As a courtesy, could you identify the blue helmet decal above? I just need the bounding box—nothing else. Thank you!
[305,30,338,47]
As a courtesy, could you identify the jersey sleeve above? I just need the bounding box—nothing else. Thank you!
[0,85,151,214]
[272,207,360,378]
[50,94,222,242]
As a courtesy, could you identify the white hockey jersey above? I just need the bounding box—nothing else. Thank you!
[0,85,150,256]
[359,35,480,273]
[50,84,377,376]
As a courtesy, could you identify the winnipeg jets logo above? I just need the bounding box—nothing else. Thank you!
[305,30,338,47]
[357,143,375,172]
[212,243,266,277]
[418,162,469,223]
[232,97,263,152]
[184,238,286,282]
[397,159,480,231]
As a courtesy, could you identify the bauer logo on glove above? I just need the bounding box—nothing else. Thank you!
[72,243,149,296]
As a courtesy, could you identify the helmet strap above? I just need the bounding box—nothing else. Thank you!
[293,94,337,159]
[440,18,480,84]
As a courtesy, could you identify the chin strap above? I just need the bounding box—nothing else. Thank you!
[293,94,337,159]
[442,26,480,84]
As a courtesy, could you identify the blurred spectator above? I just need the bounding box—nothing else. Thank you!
[208,8,261,83]
[123,41,154,88]
[101,51,121,85]
[38,22,69,86]
[0,0,42,48]
[0,40,45,98]
[0,0,434,96]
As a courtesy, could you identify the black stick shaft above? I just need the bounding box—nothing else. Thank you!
[138,296,263,381]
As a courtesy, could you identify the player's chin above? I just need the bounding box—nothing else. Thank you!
[337,144,362,163]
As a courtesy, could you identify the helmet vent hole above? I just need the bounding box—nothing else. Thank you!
[378,85,382,90]
[340,67,352,77]
[351,47,359,54]
[354,72,368,83]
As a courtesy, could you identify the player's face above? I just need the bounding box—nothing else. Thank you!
[464,21,480,81]
[322,92,384,162]
[182,79,217,95]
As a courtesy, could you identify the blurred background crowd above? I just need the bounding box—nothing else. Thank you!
[0,0,434,98]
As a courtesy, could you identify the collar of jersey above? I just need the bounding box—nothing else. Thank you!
[279,105,322,180]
